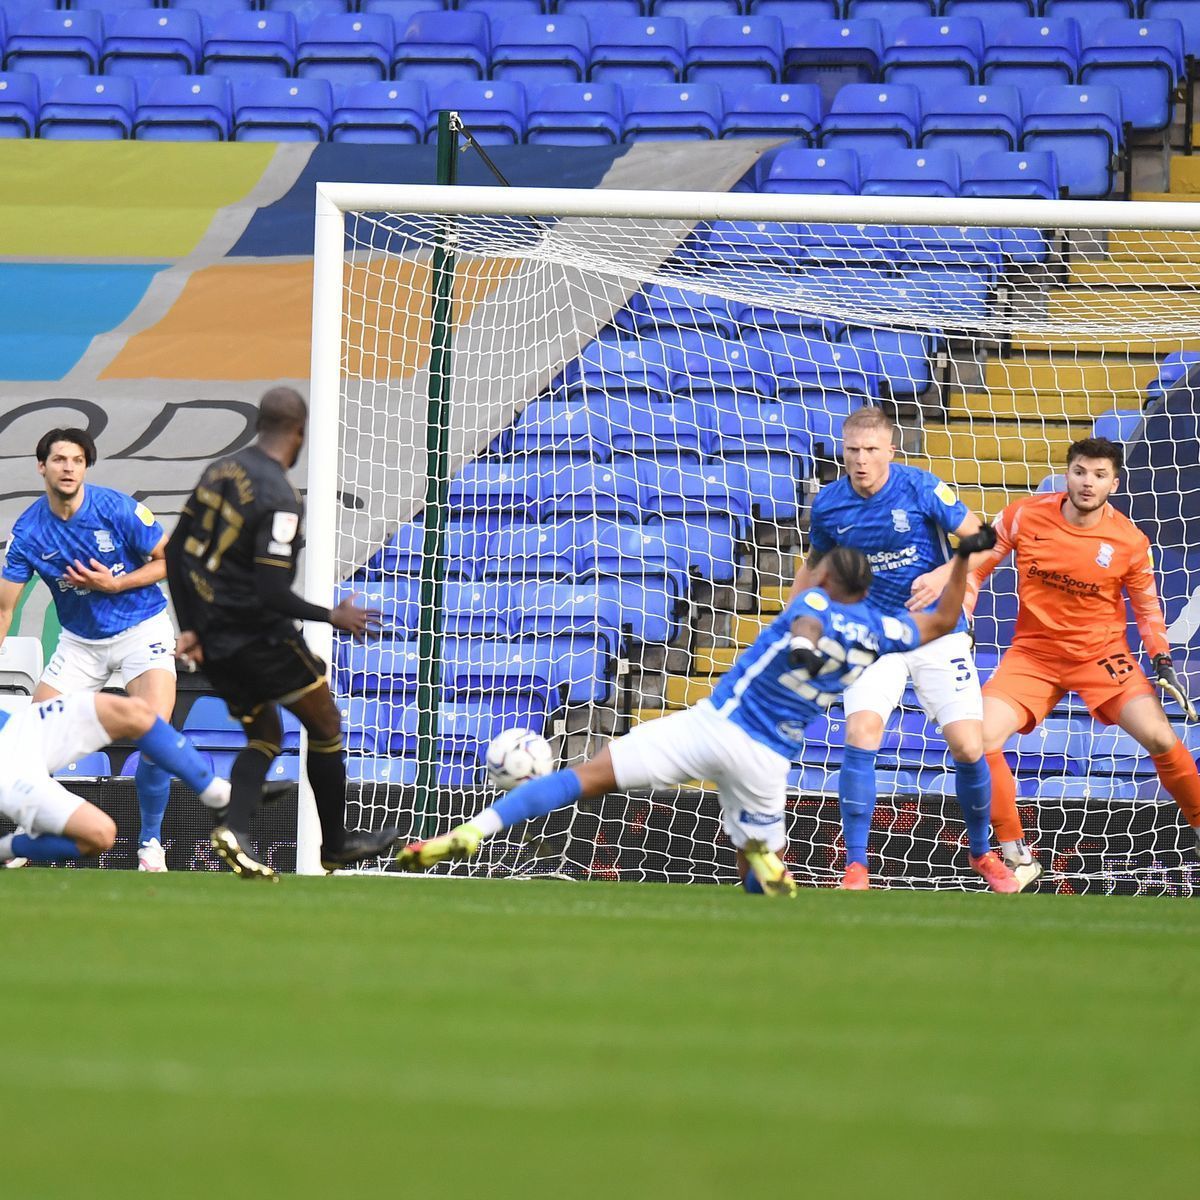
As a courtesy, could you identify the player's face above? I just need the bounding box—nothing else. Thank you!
[842,427,895,496]
[1065,455,1117,514]
[287,420,306,468]
[38,441,88,500]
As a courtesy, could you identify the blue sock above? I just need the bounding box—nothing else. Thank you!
[955,756,993,858]
[742,870,764,895]
[490,769,583,830]
[135,718,214,795]
[12,832,81,862]
[134,756,171,846]
[838,746,878,869]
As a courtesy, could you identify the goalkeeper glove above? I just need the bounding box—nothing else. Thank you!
[955,523,998,558]
[1153,654,1198,722]
[789,635,827,679]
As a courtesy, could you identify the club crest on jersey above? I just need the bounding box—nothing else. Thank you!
[892,509,910,533]
[1097,542,1114,568]
[94,530,115,554]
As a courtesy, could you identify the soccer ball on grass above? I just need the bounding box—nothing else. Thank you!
[485,727,554,791]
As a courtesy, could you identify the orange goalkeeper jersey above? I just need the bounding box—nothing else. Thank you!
[972,492,1170,662]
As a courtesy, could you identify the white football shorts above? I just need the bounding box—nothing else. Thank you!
[841,629,982,728]
[609,700,792,851]
[0,693,109,835]
[42,609,177,693]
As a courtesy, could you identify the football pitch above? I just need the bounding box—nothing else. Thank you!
[5,872,1195,1199]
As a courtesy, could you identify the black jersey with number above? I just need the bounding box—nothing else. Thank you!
[175,445,306,657]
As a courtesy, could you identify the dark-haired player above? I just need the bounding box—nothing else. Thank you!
[166,387,399,881]
[399,532,1017,894]
[972,437,1200,888]
[0,428,179,871]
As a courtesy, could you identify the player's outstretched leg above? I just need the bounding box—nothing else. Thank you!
[398,763,592,872]
[739,841,798,898]
[838,745,878,889]
[969,851,1019,894]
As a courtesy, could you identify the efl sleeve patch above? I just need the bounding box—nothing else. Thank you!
[802,590,829,612]
[271,511,299,544]
[934,481,957,506]
[134,503,156,527]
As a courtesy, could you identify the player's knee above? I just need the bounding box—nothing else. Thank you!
[122,695,156,737]
[77,811,117,856]
[1144,726,1178,756]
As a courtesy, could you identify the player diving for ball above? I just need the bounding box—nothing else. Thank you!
[0,428,182,872]
[398,526,1019,894]
[789,405,1001,890]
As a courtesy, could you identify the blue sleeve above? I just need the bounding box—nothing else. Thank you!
[1,530,34,584]
[788,588,835,632]
[113,493,165,558]
[921,473,970,534]
[874,612,921,656]
[808,494,834,554]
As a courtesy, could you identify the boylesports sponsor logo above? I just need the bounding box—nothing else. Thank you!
[1027,563,1103,596]
[867,544,919,571]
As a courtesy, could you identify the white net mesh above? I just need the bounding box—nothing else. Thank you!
[324,196,1200,895]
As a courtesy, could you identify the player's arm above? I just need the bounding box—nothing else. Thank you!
[0,578,26,648]
[0,531,34,649]
[906,510,986,611]
[165,505,204,665]
[908,525,998,645]
[1126,540,1197,721]
[63,533,168,594]
[787,502,834,601]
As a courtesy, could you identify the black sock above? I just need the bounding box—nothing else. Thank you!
[226,740,278,832]
[308,735,346,854]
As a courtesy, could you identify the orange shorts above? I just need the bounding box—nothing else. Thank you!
[982,643,1156,734]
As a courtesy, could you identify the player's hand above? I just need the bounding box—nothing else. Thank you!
[64,557,123,593]
[331,596,382,640]
[1153,654,1198,722]
[955,524,998,558]
[788,635,827,679]
[907,564,951,611]
[175,630,204,671]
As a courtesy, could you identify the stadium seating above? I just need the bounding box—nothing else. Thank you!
[232,77,333,140]
[427,81,526,144]
[295,14,393,86]
[201,12,298,82]
[981,17,1080,103]
[527,80,622,144]
[1020,83,1123,198]
[3,11,104,83]
[882,16,986,88]
[330,80,425,143]
[1142,1,1200,60]
[846,2,936,45]
[101,10,203,83]
[683,15,785,87]
[622,82,723,140]
[588,16,687,87]
[860,147,962,196]
[134,74,233,140]
[762,145,861,193]
[782,18,884,102]
[491,14,590,91]
[961,147,1060,198]
[941,1,1037,42]
[1042,0,1134,39]
[54,752,112,779]
[819,83,922,153]
[1078,17,1185,132]
[919,83,1022,168]
[392,10,489,85]
[38,74,136,139]
[719,81,822,140]
[0,71,38,137]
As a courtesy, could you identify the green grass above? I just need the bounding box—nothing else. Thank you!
[3,873,1197,1200]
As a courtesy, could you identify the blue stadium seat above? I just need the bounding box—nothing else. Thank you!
[1037,775,1137,802]
[684,15,785,87]
[54,752,112,779]
[1021,83,1123,197]
[336,577,421,630]
[176,0,257,19]
[0,72,38,138]
[233,77,332,139]
[261,0,350,25]
[734,292,842,339]
[634,462,753,553]
[441,579,518,637]
[202,12,297,82]
[443,520,498,579]
[649,0,739,20]
[360,0,436,20]
[629,284,738,337]
[557,0,643,18]
[743,329,878,399]
[1147,350,1200,400]
[607,399,714,461]
[587,14,686,86]
[845,2,936,44]
[691,219,807,269]
[720,81,822,139]
[940,1,1036,41]
[330,79,426,142]
[1092,406,1142,442]
[1142,1,1200,61]
[844,326,937,397]
[339,639,421,695]
[134,74,232,140]
[527,80,622,143]
[446,633,609,707]
[980,17,1081,103]
[427,80,526,144]
[1009,717,1080,777]
[484,522,579,579]
[512,582,625,654]
[919,83,1022,168]
[575,519,689,594]
[566,337,672,404]
[882,16,985,87]
[648,514,738,583]
[782,18,883,105]
[364,519,425,577]
[761,145,861,193]
[960,147,1059,197]
[3,11,103,83]
[101,10,203,83]
[1042,0,1134,39]
[491,14,589,91]
[295,14,393,85]
[860,147,962,196]
[346,755,414,786]
[1036,472,1067,492]
[623,81,723,139]
[183,695,247,749]
[264,755,299,783]
[748,0,837,26]
[506,400,609,460]
[332,697,381,755]
[819,82,922,153]
[458,0,542,14]
[392,10,489,85]
[38,74,135,139]
[449,460,540,517]
[901,224,1003,283]
[534,460,642,523]
[879,710,949,770]
[1079,17,1185,131]
[664,332,775,405]
[72,0,155,15]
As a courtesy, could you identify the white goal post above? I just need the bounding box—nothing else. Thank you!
[302,181,1200,892]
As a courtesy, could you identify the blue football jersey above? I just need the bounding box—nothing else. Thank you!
[809,463,969,631]
[3,485,167,639]
[708,587,922,758]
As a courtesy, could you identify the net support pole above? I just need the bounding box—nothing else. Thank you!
[413,111,459,814]
[299,185,345,876]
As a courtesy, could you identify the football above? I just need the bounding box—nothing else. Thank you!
[485,727,555,791]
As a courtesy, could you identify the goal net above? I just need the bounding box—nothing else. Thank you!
[306,183,1200,896]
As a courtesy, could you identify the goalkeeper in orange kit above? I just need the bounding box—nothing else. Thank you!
[970,438,1200,889]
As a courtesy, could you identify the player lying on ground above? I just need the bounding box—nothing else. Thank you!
[166,387,400,882]
[968,437,1200,888]
[0,692,231,866]
[790,406,994,891]
[399,528,1019,894]
[0,428,182,872]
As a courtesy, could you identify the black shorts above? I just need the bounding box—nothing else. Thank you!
[201,634,327,720]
